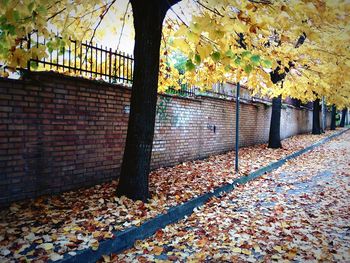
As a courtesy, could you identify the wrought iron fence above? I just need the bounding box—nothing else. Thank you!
[166,84,196,97]
[2,32,300,103]
[25,31,134,84]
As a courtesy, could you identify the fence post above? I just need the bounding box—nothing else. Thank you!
[109,48,112,83]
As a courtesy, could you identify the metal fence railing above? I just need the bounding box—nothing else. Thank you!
[24,31,134,84]
[166,84,196,97]
[1,32,311,104]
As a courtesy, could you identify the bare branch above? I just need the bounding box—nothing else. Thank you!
[82,0,117,65]
[194,0,224,17]
[47,7,66,21]
[117,1,130,52]
[248,0,272,5]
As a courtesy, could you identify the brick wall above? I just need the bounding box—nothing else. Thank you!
[0,72,322,206]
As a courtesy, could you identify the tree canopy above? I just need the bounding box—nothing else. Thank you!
[0,0,349,107]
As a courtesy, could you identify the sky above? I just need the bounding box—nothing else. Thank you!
[96,0,196,56]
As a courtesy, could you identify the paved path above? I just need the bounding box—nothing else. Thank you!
[114,131,350,262]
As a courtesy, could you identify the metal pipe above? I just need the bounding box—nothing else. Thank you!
[322,96,326,131]
[235,82,240,172]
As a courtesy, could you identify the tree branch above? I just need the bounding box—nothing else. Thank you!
[194,0,224,17]
[47,7,67,21]
[117,1,130,52]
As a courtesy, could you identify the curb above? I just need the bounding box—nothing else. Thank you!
[58,128,349,263]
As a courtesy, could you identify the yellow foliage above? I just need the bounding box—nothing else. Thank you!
[0,0,349,107]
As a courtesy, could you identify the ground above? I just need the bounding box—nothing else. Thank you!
[0,130,349,262]
[111,131,350,262]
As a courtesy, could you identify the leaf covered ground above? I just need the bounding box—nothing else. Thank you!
[106,131,350,262]
[0,129,346,262]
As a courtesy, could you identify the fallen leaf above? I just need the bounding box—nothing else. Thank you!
[40,243,54,251]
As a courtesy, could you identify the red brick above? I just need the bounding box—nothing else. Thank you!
[0,72,320,208]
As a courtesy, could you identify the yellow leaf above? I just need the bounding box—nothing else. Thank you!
[50,253,64,261]
[103,232,114,239]
[232,247,242,253]
[102,255,111,262]
[232,21,247,33]
[197,44,212,59]
[40,243,53,250]
[242,249,252,255]
[0,71,9,78]
[134,240,144,250]
[91,240,99,251]
[171,38,190,52]
[281,222,288,228]
[271,254,281,260]
[187,31,200,43]
[273,245,283,253]
[92,231,101,238]
[254,245,261,252]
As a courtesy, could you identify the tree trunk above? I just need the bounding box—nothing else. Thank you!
[116,0,174,201]
[340,108,347,127]
[291,98,301,108]
[268,95,282,148]
[312,99,322,134]
[330,105,336,130]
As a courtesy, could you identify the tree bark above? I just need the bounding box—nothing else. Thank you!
[268,95,282,148]
[267,67,285,149]
[266,33,305,149]
[340,108,347,127]
[116,0,178,201]
[330,105,336,130]
[312,98,322,134]
[291,98,301,108]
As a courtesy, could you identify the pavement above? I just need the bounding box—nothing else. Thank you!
[1,129,348,263]
[114,131,350,262]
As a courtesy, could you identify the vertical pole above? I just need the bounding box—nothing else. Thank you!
[109,48,112,83]
[235,82,240,172]
[322,96,326,131]
[27,33,31,70]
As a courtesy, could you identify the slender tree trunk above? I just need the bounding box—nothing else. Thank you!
[340,108,347,127]
[116,0,174,201]
[268,95,282,148]
[291,98,301,108]
[330,105,336,130]
[312,98,322,134]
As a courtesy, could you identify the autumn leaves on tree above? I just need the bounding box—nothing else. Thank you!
[0,0,349,201]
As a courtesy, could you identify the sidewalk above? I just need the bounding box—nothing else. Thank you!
[0,129,348,262]
[111,131,350,262]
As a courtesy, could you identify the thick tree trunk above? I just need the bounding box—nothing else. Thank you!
[268,95,282,148]
[330,105,336,130]
[116,1,172,201]
[340,108,347,127]
[312,99,322,134]
[267,69,284,149]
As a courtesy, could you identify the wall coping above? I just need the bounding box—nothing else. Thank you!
[0,71,313,112]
